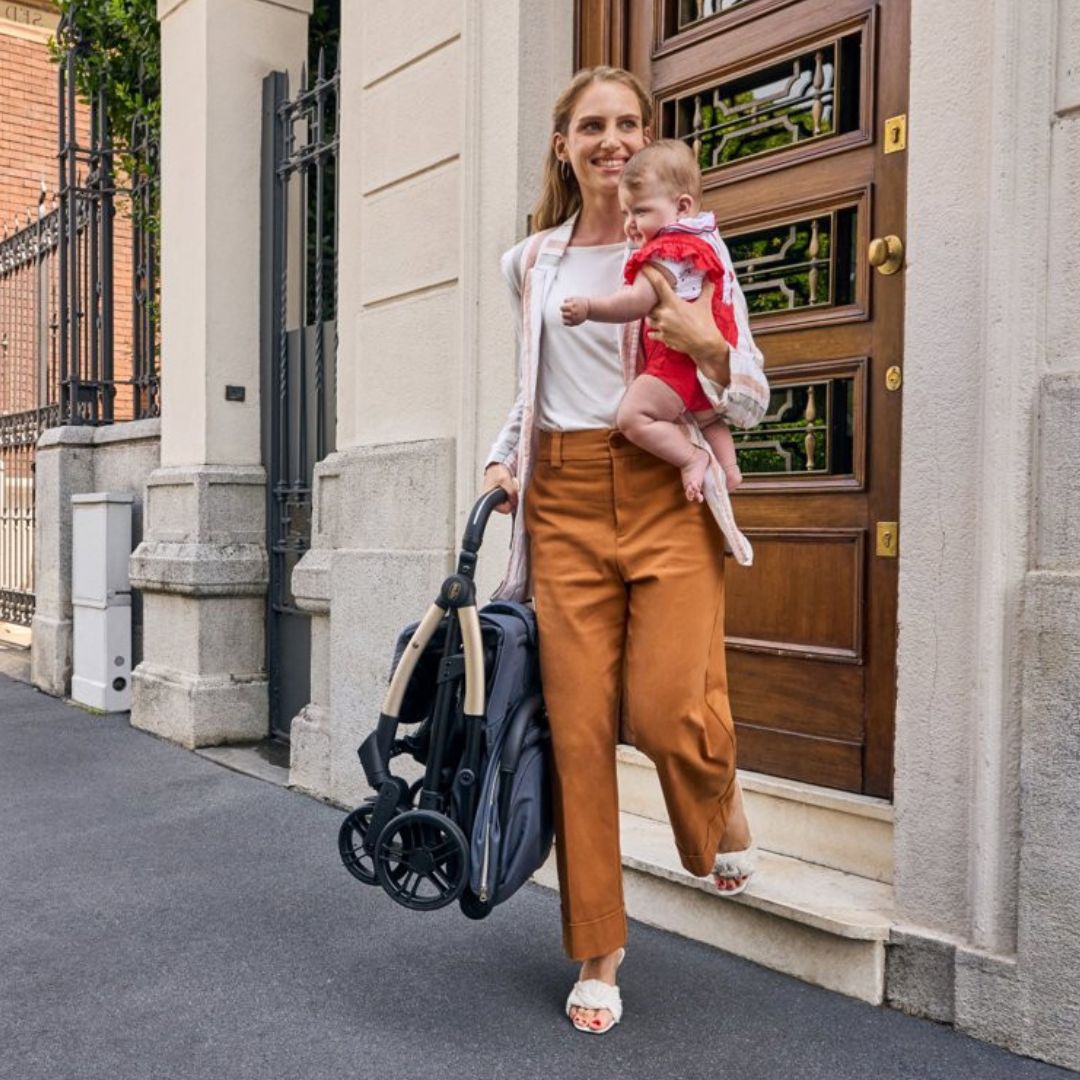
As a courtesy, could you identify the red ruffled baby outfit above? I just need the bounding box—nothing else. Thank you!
[623,213,738,413]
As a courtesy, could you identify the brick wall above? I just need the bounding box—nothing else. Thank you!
[0,30,78,225]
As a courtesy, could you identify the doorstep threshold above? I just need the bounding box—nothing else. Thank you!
[617,746,894,821]
[620,811,894,941]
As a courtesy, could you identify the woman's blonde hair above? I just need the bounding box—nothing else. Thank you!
[531,66,653,233]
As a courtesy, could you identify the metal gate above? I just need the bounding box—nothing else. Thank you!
[0,207,58,627]
[0,8,159,629]
[260,51,339,738]
[0,406,55,627]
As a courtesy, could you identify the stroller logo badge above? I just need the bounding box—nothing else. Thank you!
[448,581,462,602]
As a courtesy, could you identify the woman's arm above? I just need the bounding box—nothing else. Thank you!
[640,263,769,429]
[483,381,524,513]
[485,241,531,471]
[639,267,730,384]
[482,239,533,512]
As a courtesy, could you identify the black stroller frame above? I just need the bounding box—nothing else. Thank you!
[338,485,541,917]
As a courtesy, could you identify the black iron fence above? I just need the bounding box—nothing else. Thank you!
[261,48,339,735]
[0,204,63,628]
[1,200,60,419]
[56,8,160,424]
[0,406,56,626]
[0,8,160,628]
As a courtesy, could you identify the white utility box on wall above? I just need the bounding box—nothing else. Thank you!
[71,493,134,712]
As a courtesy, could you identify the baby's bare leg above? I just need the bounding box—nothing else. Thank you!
[617,375,710,502]
[694,413,742,491]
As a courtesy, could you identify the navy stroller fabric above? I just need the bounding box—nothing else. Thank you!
[388,600,552,909]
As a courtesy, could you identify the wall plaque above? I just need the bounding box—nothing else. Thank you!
[1,3,60,40]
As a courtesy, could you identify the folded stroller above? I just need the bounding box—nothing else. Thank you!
[337,486,553,920]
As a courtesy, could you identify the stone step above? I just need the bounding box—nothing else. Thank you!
[617,747,895,884]
[533,810,895,1005]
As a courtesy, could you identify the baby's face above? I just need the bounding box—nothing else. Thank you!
[619,182,685,246]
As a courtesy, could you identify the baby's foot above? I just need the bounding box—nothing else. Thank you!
[723,464,743,492]
[680,446,709,502]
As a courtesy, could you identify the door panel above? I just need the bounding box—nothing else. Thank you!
[726,530,866,658]
[579,0,907,797]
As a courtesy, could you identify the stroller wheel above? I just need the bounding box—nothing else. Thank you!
[459,887,493,921]
[338,800,380,885]
[374,809,469,911]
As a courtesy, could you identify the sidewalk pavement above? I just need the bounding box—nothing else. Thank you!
[0,636,30,683]
[1,673,1074,1080]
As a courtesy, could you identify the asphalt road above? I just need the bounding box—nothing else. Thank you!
[1,673,1073,1080]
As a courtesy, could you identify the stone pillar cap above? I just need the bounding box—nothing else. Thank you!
[72,493,136,505]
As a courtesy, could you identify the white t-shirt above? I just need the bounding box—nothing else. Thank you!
[536,242,627,432]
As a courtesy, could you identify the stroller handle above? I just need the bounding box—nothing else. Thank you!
[462,484,514,555]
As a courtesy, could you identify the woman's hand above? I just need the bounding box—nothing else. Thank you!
[640,266,732,388]
[482,462,519,514]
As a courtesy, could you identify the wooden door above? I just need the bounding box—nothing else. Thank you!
[579,0,908,797]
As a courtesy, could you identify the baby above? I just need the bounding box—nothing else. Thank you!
[561,139,742,502]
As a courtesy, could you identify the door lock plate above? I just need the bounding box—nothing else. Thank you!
[876,522,899,558]
[884,114,907,153]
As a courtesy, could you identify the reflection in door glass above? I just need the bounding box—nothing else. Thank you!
[727,208,857,316]
[677,0,754,31]
[663,34,862,172]
[734,377,854,477]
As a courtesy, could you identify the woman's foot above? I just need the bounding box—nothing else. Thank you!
[680,445,709,503]
[714,779,754,895]
[567,947,625,1033]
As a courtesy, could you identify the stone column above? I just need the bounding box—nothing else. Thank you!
[129,0,310,748]
[30,427,94,695]
[951,374,1080,1071]
[1007,375,1080,1069]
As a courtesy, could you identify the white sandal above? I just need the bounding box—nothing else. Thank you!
[711,846,757,898]
[565,947,626,1035]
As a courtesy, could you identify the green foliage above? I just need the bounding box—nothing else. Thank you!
[309,0,340,71]
[49,0,160,158]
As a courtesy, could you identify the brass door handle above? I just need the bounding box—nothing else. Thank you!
[868,235,904,275]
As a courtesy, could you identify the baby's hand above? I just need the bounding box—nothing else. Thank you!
[560,296,590,326]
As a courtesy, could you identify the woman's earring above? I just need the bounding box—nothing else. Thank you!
[559,160,570,181]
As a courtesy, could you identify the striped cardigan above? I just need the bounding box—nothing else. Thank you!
[486,214,769,602]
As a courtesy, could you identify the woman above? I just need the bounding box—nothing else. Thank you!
[482,66,769,1035]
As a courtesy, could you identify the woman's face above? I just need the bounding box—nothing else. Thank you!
[555,81,649,205]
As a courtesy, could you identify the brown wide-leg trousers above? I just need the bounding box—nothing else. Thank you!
[524,428,738,960]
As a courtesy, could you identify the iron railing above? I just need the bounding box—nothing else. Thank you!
[0,8,160,627]
[1,200,61,419]
[56,8,160,424]
[0,405,56,626]
[0,205,66,628]
[261,47,339,734]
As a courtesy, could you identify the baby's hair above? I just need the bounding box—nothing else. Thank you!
[620,139,702,206]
